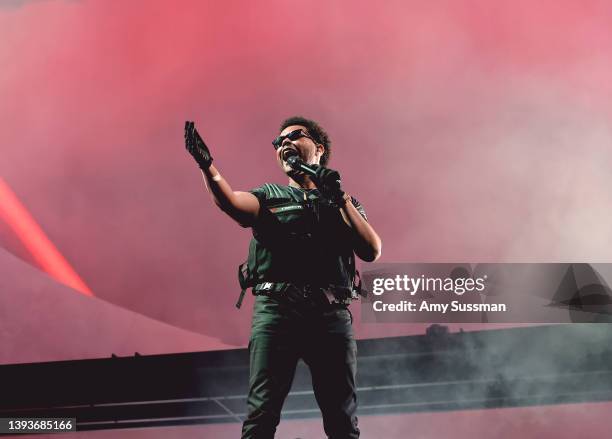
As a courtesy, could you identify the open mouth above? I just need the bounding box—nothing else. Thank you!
[281,147,299,161]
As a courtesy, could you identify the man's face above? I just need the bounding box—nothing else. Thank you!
[275,124,325,174]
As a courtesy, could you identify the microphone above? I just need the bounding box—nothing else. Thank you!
[286,156,345,205]
[286,156,318,177]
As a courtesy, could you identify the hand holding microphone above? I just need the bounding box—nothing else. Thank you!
[286,156,346,207]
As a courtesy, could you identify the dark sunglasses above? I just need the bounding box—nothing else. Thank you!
[272,129,314,150]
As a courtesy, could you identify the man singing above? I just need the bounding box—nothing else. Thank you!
[184,116,382,439]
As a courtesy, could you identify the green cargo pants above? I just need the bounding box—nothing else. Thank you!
[240,290,359,439]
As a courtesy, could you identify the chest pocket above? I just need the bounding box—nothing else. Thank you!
[256,198,314,245]
[269,202,304,216]
[265,197,305,219]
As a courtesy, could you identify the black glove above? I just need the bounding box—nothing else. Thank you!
[184,121,213,169]
[312,165,346,207]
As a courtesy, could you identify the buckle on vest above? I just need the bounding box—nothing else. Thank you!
[261,282,273,291]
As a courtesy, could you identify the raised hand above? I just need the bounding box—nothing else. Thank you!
[184,121,213,169]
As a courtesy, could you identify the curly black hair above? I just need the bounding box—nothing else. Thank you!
[279,116,331,166]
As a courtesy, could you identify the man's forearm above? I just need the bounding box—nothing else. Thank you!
[200,164,259,226]
[340,194,382,262]
[201,164,235,208]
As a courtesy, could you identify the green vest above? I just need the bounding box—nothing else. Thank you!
[236,183,366,308]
